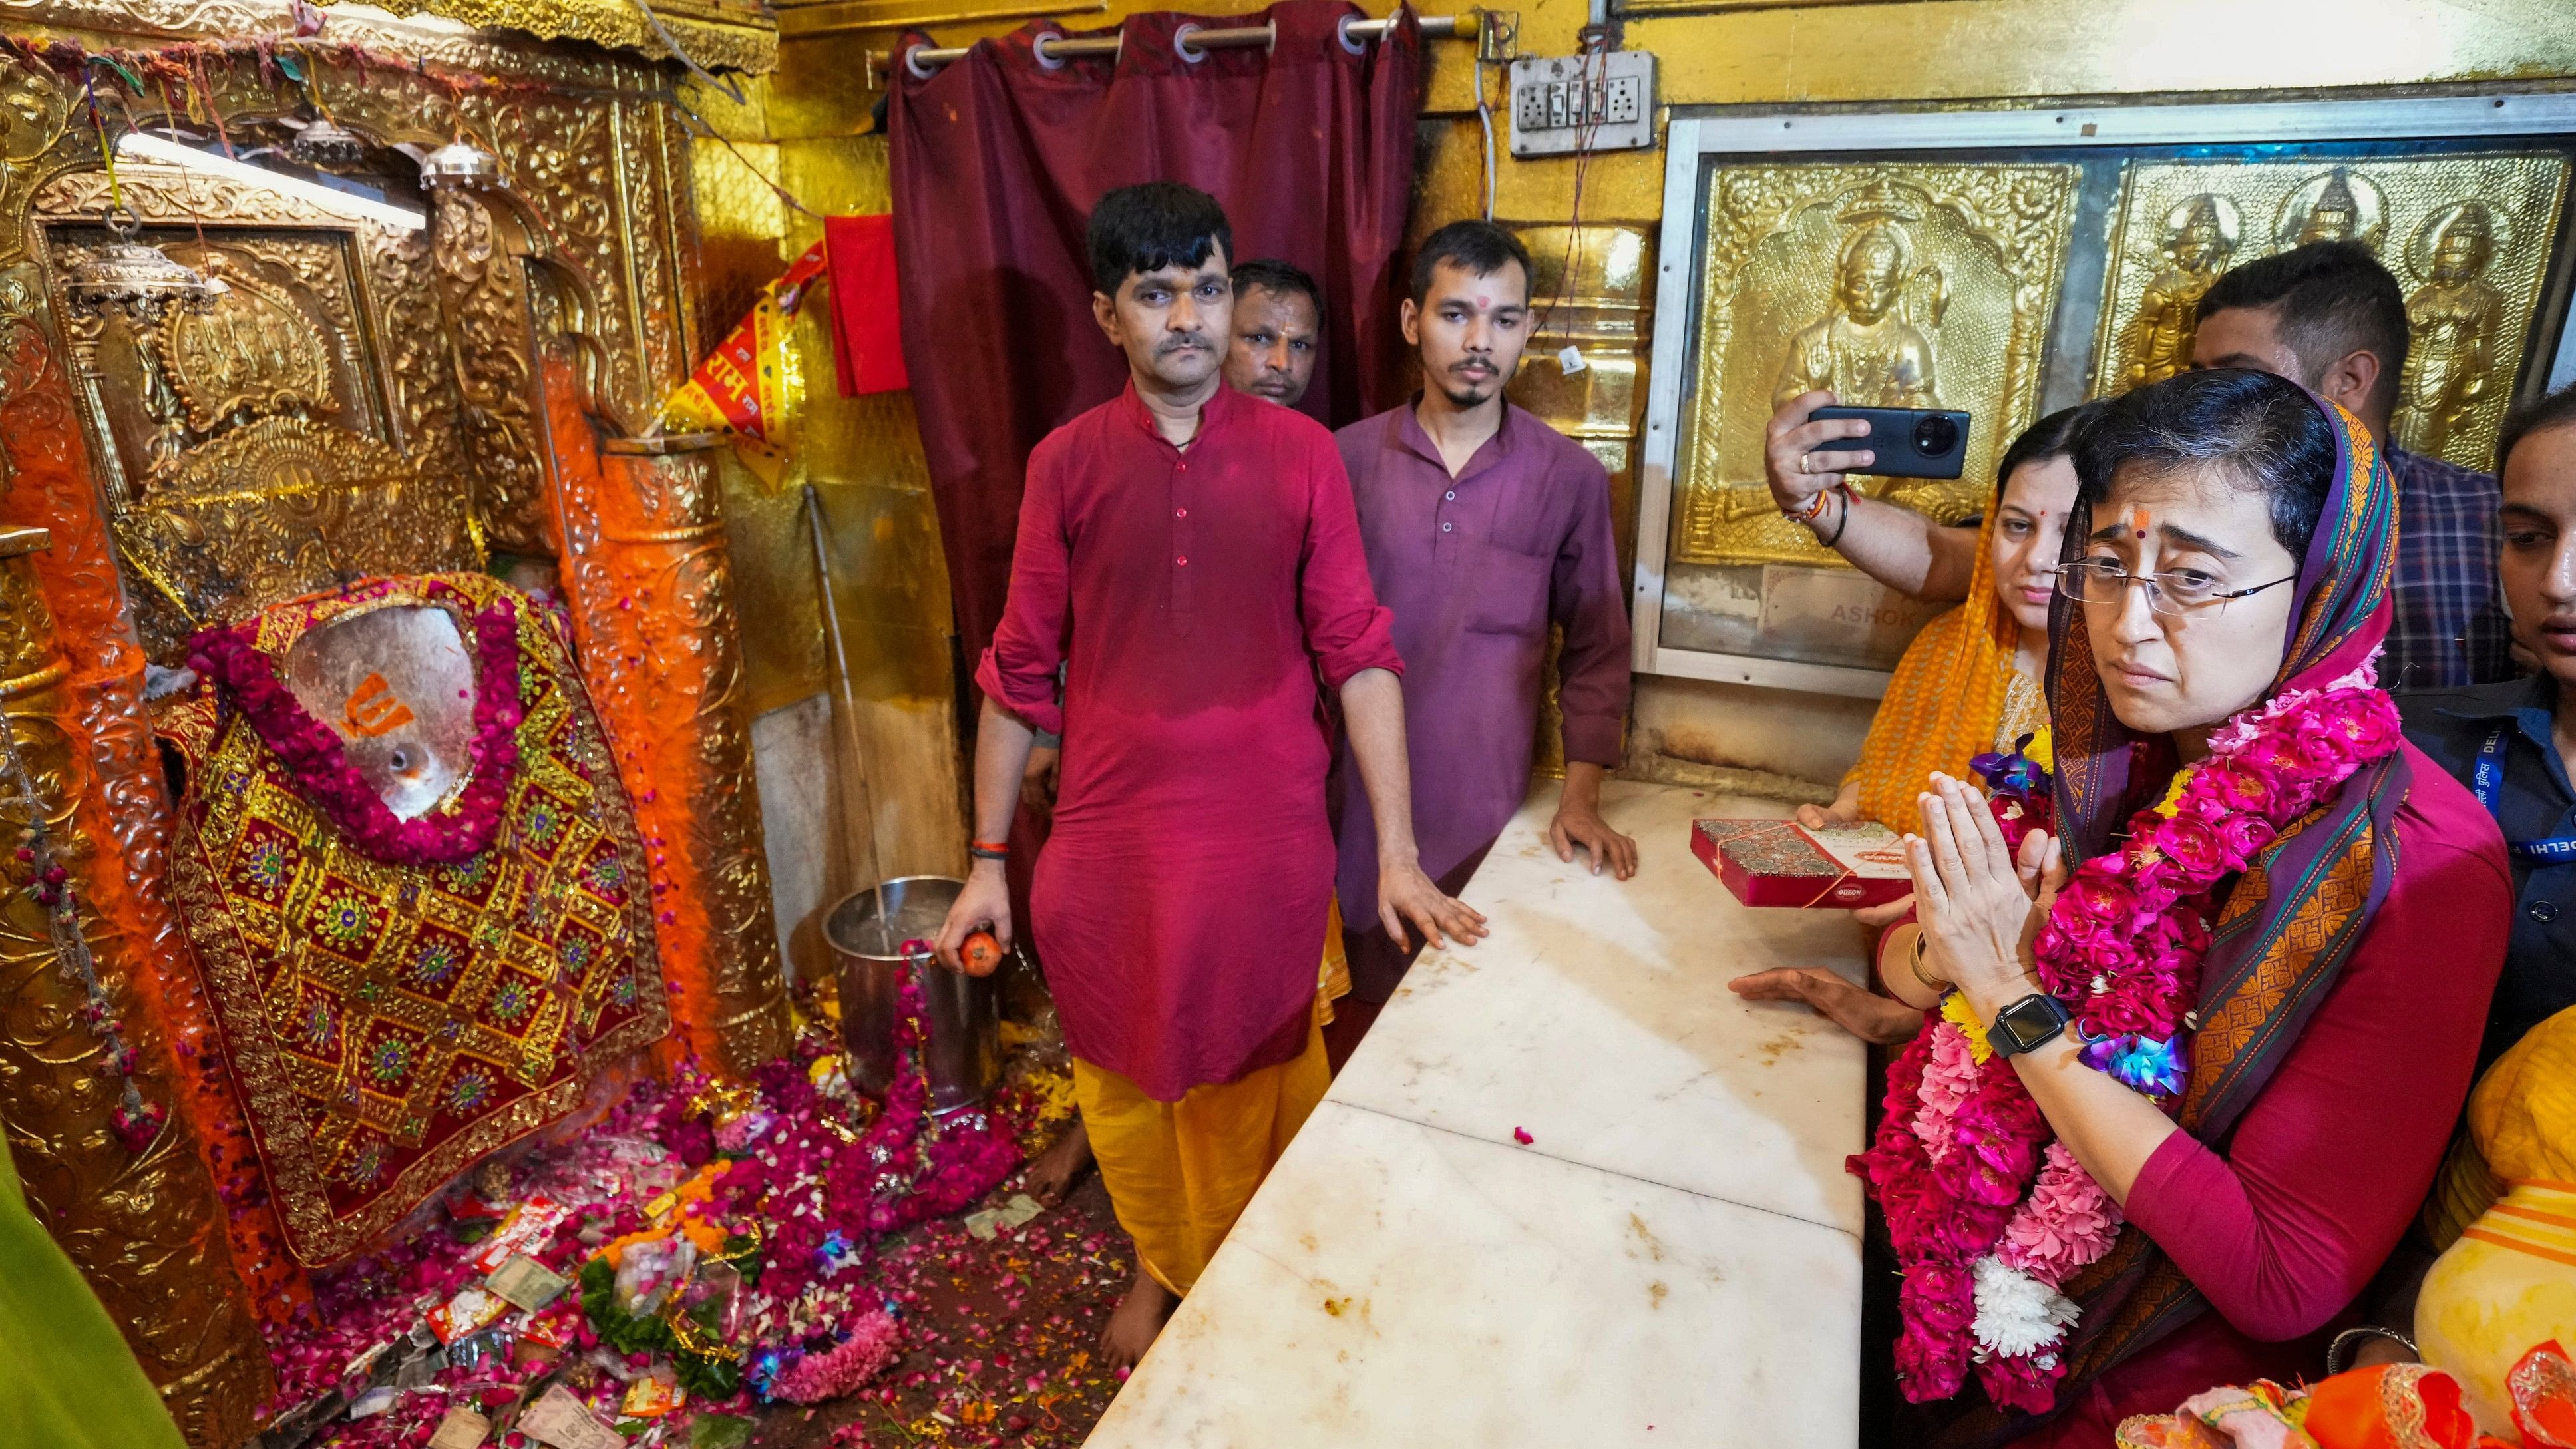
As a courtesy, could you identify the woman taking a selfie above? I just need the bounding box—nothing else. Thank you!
[1732,404,2098,1045]
[1864,369,2510,1442]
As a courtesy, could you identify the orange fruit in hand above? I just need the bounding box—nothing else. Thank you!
[960,931,1003,978]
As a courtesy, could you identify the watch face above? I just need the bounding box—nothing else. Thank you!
[1997,994,2064,1050]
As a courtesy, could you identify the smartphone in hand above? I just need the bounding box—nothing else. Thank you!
[1809,406,1971,481]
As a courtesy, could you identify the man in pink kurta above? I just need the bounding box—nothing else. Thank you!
[937,184,1482,1366]
[978,374,1393,1096]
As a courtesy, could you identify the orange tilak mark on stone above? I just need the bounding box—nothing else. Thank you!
[342,673,415,737]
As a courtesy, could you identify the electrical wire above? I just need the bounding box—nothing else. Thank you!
[667,93,824,222]
[628,0,747,107]
[1473,56,1496,222]
[1533,34,1606,341]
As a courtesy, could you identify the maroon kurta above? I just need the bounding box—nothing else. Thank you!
[976,381,1401,1100]
[1328,403,1630,988]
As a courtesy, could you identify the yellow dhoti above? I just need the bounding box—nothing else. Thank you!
[1072,1004,1330,1296]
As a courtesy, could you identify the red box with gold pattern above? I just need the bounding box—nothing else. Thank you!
[1690,818,1913,909]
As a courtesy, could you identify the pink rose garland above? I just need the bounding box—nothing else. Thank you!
[1851,667,2400,1412]
[187,588,523,867]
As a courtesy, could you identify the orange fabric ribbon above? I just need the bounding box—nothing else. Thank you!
[660,240,830,485]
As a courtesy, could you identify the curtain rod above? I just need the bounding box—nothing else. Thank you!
[898,10,1468,77]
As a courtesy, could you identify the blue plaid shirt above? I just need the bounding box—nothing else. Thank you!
[2384,445,2517,691]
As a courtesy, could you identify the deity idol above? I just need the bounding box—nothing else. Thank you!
[1772,214,1942,413]
[2396,201,2504,460]
[2119,194,2237,391]
[2279,166,2385,252]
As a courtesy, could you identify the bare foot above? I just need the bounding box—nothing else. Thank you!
[1023,1118,1093,1207]
[1100,1262,1177,1370]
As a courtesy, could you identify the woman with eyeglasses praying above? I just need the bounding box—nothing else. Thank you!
[1857,369,2510,1443]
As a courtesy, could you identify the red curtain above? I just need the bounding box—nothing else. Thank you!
[888,0,1422,670]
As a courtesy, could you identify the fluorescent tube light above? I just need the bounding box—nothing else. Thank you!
[115,133,427,233]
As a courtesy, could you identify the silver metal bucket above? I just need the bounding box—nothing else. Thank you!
[823,876,1001,1115]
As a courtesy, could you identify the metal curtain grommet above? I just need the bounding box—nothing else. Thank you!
[1173,22,1208,62]
[1030,31,1067,69]
[902,43,938,79]
[1336,13,1367,53]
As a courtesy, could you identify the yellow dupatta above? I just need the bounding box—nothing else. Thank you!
[1847,511,2026,833]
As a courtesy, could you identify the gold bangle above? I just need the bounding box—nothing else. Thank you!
[1909,931,1948,993]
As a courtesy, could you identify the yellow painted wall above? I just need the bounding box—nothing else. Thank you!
[713,0,2576,844]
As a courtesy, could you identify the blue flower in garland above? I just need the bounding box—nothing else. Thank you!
[2080,1032,2186,1096]
[1970,731,2053,810]
[815,1229,858,1279]
[747,1348,787,1399]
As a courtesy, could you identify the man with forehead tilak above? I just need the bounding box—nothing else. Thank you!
[936,183,1483,1365]
[1326,220,1635,1064]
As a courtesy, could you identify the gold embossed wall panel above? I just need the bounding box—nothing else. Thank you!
[1675,164,2080,570]
[2090,153,2571,469]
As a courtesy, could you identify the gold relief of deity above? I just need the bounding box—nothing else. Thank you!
[2398,201,2509,461]
[2091,154,2569,471]
[2276,166,2387,251]
[2113,192,2242,391]
[1673,164,2079,568]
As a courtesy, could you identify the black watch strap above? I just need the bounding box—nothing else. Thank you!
[1988,991,2072,1058]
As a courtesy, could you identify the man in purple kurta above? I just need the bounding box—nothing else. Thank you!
[1326,220,1636,1064]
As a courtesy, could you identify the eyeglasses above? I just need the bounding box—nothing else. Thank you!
[2052,558,2296,616]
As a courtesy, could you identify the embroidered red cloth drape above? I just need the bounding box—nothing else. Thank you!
[888,0,1421,668]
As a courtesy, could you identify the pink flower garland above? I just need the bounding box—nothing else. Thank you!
[768,1311,901,1404]
[186,589,523,867]
[1853,667,2402,1412]
[687,974,1020,1311]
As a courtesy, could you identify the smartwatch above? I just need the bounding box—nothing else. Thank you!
[1987,992,2072,1058]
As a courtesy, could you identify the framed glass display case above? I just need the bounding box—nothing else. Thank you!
[1634,96,2576,695]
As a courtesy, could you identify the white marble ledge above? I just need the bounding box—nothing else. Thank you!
[1082,1100,1861,1449]
[1328,779,1873,1236]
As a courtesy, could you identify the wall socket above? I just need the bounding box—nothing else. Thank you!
[1507,50,1655,158]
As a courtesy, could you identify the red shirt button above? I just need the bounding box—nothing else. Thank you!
[1176,555,1189,566]
[1175,507,1188,518]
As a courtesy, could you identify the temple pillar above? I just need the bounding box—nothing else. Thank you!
[0,527,270,1448]
[551,417,795,1078]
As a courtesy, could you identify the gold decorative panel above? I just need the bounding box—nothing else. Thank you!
[32,176,479,657]
[309,0,780,73]
[1672,163,2079,567]
[2089,153,2571,469]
